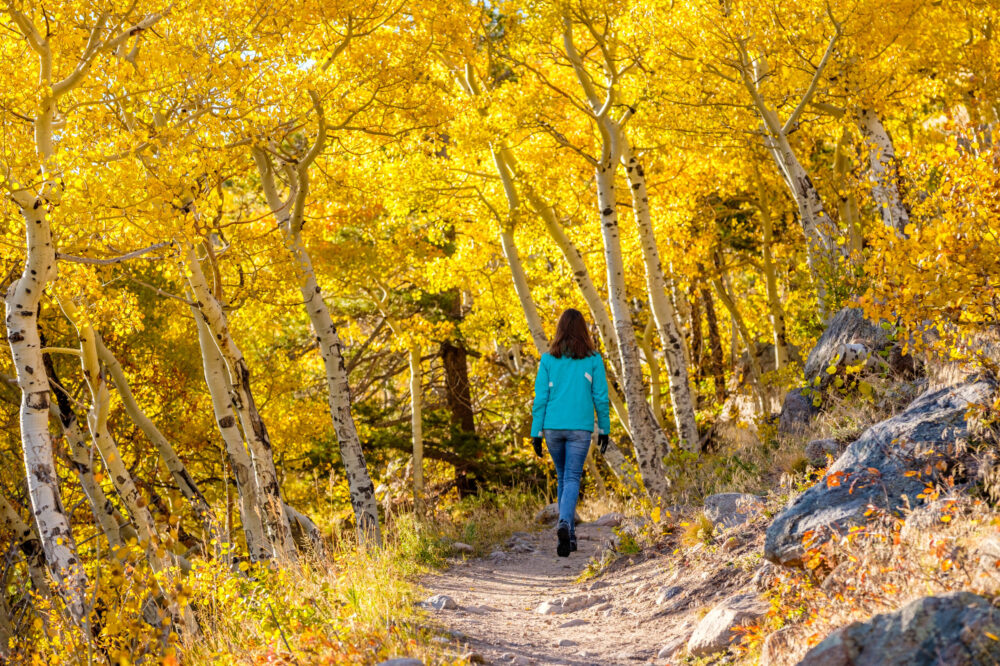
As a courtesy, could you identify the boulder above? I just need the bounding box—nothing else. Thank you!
[534,503,582,524]
[804,438,843,467]
[803,308,890,382]
[687,593,768,656]
[704,493,764,529]
[972,537,1000,592]
[778,388,819,436]
[421,594,457,611]
[657,636,687,659]
[766,380,995,566]
[451,541,474,555]
[377,660,423,666]
[592,512,625,527]
[798,592,1000,665]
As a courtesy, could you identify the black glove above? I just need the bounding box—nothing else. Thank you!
[531,437,543,457]
[597,434,609,455]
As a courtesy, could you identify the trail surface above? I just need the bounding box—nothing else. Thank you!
[422,521,704,665]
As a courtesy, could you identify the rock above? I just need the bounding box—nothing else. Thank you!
[377,660,423,666]
[451,541,474,554]
[634,581,652,596]
[510,541,535,554]
[899,497,964,543]
[804,438,843,467]
[535,594,608,615]
[463,605,499,614]
[760,627,795,665]
[499,654,514,662]
[488,549,507,562]
[592,602,612,612]
[534,503,581,524]
[798,592,1000,665]
[686,593,768,657]
[555,639,578,647]
[558,618,589,628]
[511,658,531,666]
[778,388,819,435]
[803,307,890,382]
[973,537,1000,592]
[766,380,995,567]
[655,586,683,605]
[588,580,610,591]
[593,512,625,527]
[704,493,764,529]
[658,636,687,659]
[421,594,457,611]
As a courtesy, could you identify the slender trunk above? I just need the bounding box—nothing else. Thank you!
[640,319,666,430]
[756,181,790,369]
[40,356,127,547]
[0,494,51,596]
[192,310,271,561]
[833,128,864,256]
[4,194,87,620]
[711,259,766,413]
[858,109,910,235]
[595,153,670,500]
[408,344,424,512]
[701,286,726,402]
[183,243,298,559]
[283,503,325,557]
[95,335,219,545]
[621,142,700,451]
[689,286,703,371]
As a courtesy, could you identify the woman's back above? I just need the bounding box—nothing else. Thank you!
[530,352,610,437]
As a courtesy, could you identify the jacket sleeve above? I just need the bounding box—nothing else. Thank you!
[530,356,549,438]
[592,354,611,435]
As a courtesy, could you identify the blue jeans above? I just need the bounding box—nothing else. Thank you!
[544,429,591,533]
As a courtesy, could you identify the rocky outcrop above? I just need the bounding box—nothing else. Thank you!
[766,379,995,566]
[803,308,891,383]
[704,493,764,530]
[798,592,1000,665]
[686,593,768,656]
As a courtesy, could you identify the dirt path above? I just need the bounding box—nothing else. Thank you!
[421,521,699,666]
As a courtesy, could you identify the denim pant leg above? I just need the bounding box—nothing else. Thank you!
[558,430,591,532]
[544,430,568,511]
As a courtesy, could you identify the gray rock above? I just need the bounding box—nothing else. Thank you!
[973,537,1000,592]
[421,594,457,611]
[657,636,687,659]
[377,660,423,666]
[751,563,780,591]
[779,388,819,435]
[704,493,764,529]
[534,503,582,524]
[451,541,474,554]
[535,594,608,615]
[655,586,683,605]
[592,512,625,527]
[803,308,890,382]
[510,541,535,554]
[488,549,507,562]
[555,639,578,647]
[804,438,843,466]
[798,592,1000,665]
[687,593,768,656]
[558,618,589,628]
[766,380,995,566]
[588,580,610,591]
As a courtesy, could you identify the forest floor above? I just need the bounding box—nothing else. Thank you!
[420,513,766,666]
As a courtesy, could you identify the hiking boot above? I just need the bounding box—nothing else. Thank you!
[569,533,578,552]
[556,520,571,557]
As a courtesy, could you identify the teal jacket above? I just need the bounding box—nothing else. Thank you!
[531,352,611,437]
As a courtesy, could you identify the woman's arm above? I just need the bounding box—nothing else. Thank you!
[592,355,611,435]
[530,356,550,437]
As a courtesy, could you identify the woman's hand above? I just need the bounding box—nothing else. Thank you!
[531,437,543,457]
[597,434,609,454]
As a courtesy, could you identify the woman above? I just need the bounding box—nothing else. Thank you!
[530,308,610,557]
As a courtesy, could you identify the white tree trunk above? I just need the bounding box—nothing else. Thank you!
[858,109,910,234]
[4,195,87,620]
[621,143,700,451]
[756,183,790,369]
[595,156,671,500]
[95,335,219,544]
[408,344,424,512]
[0,494,51,596]
[183,243,299,559]
[640,319,666,430]
[192,310,271,561]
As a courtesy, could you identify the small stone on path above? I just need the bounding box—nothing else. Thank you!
[422,594,457,610]
[655,586,683,605]
[555,638,578,647]
[377,660,423,666]
[451,542,474,554]
[592,512,625,527]
[558,618,589,628]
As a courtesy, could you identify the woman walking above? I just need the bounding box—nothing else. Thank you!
[530,308,610,557]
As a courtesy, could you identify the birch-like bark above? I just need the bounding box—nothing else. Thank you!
[640,319,666,430]
[0,494,51,596]
[183,243,298,559]
[253,138,380,546]
[192,310,271,561]
[701,286,727,402]
[95,335,219,544]
[858,109,910,235]
[833,128,864,256]
[621,142,700,451]
[3,194,86,619]
[711,262,766,413]
[408,344,424,512]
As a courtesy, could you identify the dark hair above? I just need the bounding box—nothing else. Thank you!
[549,308,596,359]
